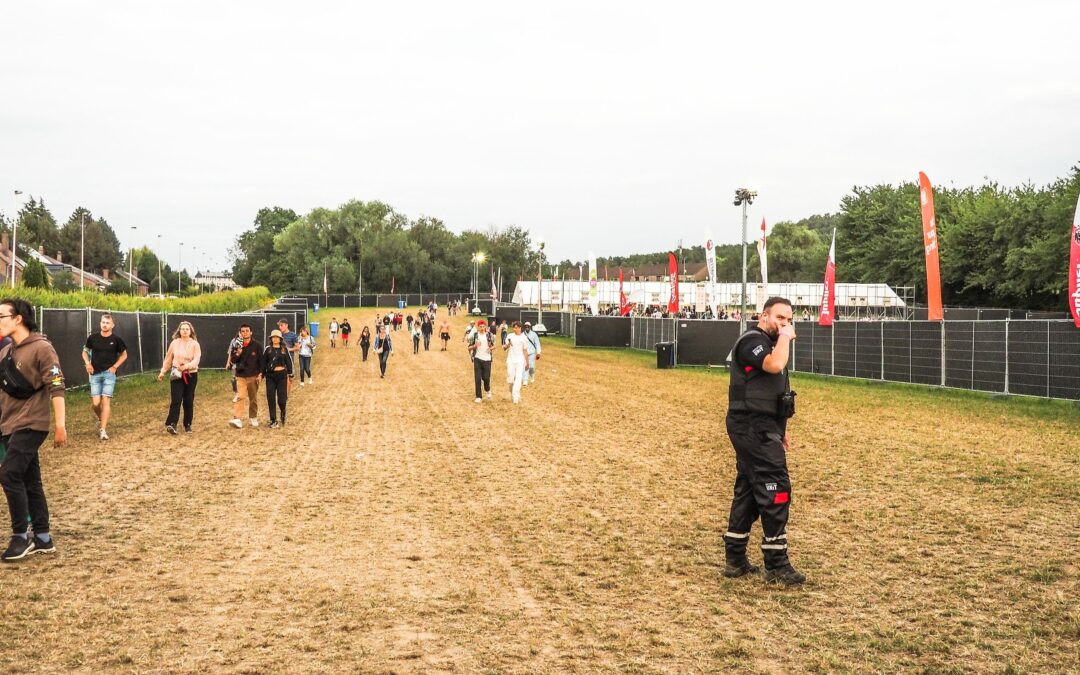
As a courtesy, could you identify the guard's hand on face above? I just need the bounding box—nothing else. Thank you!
[779,326,797,340]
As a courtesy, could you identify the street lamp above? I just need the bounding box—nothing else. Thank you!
[471,251,485,314]
[734,187,758,332]
[10,190,24,286]
[535,238,547,334]
[156,234,163,296]
[129,225,138,295]
[79,210,86,290]
[177,242,183,293]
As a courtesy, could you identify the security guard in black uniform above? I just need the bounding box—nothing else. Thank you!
[723,296,805,585]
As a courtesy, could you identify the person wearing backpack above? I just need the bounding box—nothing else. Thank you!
[467,319,495,402]
[0,298,67,562]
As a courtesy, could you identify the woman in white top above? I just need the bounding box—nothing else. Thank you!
[468,319,495,402]
[503,321,530,404]
[297,326,316,385]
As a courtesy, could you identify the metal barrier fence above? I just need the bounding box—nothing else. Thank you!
[573,316,1080,401]
[37,307,307,389]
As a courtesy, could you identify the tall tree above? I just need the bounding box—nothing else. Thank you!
[16,197,60,254]
[56,208,122,273]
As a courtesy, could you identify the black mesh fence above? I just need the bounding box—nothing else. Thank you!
[910,322,942,386]
[575,316,631,347]
[855,322,883,380]
[810,322,834,376]
[1007,321,1048,397]
[140,312,165,374]
[972,322,1007,393]
[833,323,857,378]
[1048,322,1080,400]
[496,307,523,324]
[40,309,91,388]
[944,321,975,390]
[882,322,910,382]
[630,317,676,351]
[520,311,562,334]
[674,320,741,366]
[560,312,575,339]
[88,310,142,377]
[166,314,267,370]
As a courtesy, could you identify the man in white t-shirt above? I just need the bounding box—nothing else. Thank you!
[328,317,339,348]
[467,319,495,402]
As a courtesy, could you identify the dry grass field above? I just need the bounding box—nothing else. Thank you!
[1,307,1077,673]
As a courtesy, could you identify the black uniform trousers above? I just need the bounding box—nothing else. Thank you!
[723,412,792,569]
[0,430,51,535]
[473,358,492,398]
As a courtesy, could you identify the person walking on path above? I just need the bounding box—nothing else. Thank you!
[468,319,495,402]
[328,317,339,348]
[340,319,352,348]
[262,330,294,428]
[411,321,421,354]
[229,323,263,429]
[499,320,508,346]
[439,320,451,351]
[0,298,67,562]
[225,329,242,403]
[523,322,542,386]
[82,313,128,440]
[158,320,201,434]
[373,325,393,379]
[359,326,372,362]
[503,321,529,404]
[421,314,433,351]
[278,319,299,393]
[297,326,315,386]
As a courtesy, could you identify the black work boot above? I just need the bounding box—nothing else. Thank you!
[764,563,806,586]
[723,556,761,578]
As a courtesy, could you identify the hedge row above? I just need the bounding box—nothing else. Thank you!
[5,286,275,313]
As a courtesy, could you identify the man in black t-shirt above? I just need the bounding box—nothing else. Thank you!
[723,296,806,586]
[82,314,128,441]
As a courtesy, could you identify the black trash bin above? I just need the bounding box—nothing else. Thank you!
[655,342,675,369]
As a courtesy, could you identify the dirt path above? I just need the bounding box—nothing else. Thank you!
[0,308,1076,673]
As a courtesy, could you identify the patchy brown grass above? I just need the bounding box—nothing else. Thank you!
[1,309,1076,673]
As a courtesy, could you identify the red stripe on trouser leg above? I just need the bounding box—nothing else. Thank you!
[773,492,789,504]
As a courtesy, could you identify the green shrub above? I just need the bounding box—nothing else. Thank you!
[6,285,276,313]
[22,259,50,288]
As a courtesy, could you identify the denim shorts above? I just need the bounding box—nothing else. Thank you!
[89,371,117,397]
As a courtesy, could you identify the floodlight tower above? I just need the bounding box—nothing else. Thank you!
[734,187,758,332]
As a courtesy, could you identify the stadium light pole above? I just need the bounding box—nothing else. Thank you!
[177,241,183,293]
[156,234,163,296]
[472,251,485,314]
[734,187,758,333]
[535,238,547,333]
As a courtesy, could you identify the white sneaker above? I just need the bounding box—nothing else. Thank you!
[300,381,305,387]
[487,392,493,400]
[230,418,243,429]
[250,418,259,428]
[308,378,313,385]
[474,397,482,403]
[99,428,109,441]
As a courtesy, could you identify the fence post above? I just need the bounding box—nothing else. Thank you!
[971,320,976,390]
[854,322,858,376]
[1046,321,1051,398]
[136,311,144,372]
[1003,318,1010,395]
[880,321,885,380]
[831,323,836,376]
[940,321,946,387]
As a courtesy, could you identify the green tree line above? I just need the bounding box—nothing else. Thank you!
[230,202,542,294]
[0,201,194,292]
[557,166,1078,311]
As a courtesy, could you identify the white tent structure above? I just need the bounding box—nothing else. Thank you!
[512,280,907,312]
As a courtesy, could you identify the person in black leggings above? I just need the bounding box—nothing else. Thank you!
[359,326,371,362]
[374,325,393,379]
[262,330,294,428]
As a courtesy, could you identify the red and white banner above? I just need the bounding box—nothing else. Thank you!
[323,266,328,294]
[705,239,718,317]
[918,171,944,321]
[490,266,498,300]
[667,252,679,313]
[619,267,636,316]
[1071,191,1080,328]
[819,228,836,327]
[390,276,395,294]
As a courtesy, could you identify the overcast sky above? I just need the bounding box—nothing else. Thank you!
[2,1,1078,271]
